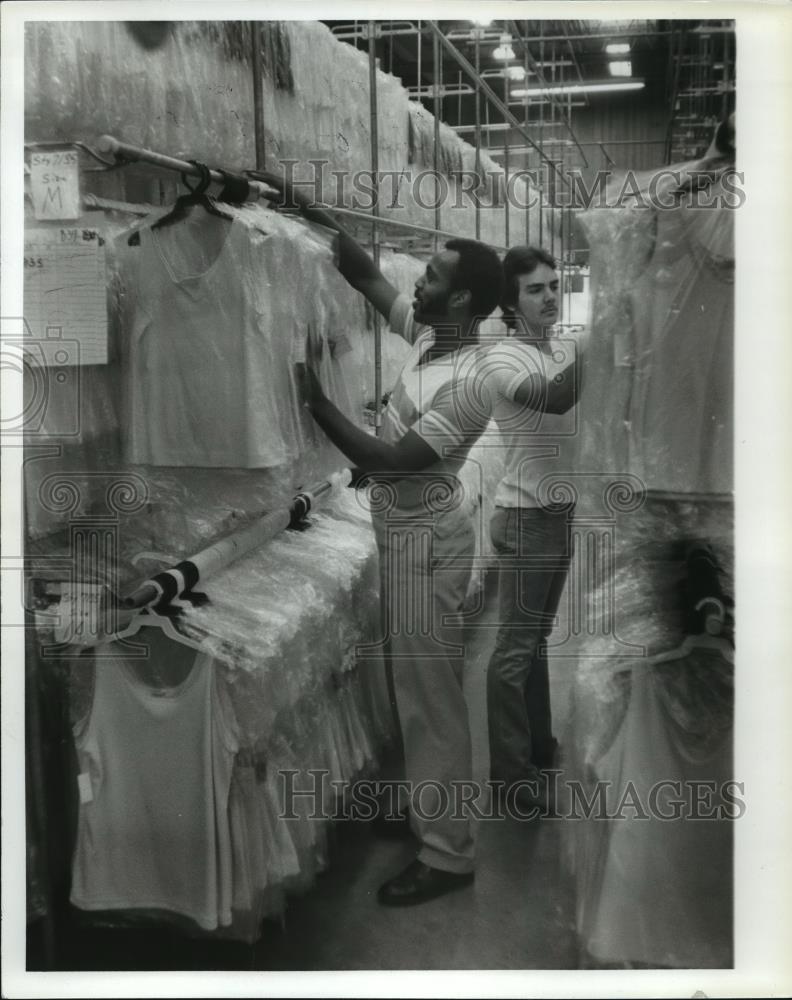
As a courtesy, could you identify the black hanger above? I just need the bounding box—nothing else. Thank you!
[128,161,233,245]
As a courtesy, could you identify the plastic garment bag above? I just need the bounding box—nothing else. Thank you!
[575,162,734,498]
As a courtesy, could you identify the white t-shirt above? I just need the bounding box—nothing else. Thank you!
[481,334,579,509]
[376,294,489,520]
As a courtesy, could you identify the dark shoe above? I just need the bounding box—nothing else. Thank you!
[377,859,474,907]
[370,806,412,840]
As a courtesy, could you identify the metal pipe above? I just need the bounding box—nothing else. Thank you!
[433,29,441,249]
[549,38,555,260]
[524,35,530,245]
[368,20,383,435]
[251,22,266,169]
[314,202,507,250]
[503,73,510,247]
[95,135,276,199]
[664,27,685,163]
[474,31,481,241]
[426,21,572,194]
[508,20,589,168]
[539,26,544,245]
[512,30,675,42]
[561,23,590,110]
[417,19,422,98]
[565,92,572,322]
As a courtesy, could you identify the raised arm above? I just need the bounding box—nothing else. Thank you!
[261,170,399,322]
[297,364,438,473]
[513,356,582,414]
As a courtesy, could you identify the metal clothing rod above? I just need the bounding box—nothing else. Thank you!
[368,20,383,434]
[433,29,442,248]
[318,203,509,252]
[122,471,352,610]
[95,135,278,199]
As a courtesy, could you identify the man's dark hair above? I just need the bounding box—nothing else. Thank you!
[500,245,557,327]
[445,238,504,320]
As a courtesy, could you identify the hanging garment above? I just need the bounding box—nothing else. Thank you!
[576,166,734,497]
[575,655,733,968]
[626,171,734,495]
[70,638,238,931]
[121,207,357,469]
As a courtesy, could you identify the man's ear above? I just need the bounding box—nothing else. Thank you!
[449,288,472,310]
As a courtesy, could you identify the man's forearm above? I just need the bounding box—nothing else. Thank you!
[310,396,401,472]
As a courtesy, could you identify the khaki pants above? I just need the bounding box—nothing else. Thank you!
[373,512,476,874]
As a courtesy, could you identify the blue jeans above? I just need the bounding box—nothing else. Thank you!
[487,506,573,783]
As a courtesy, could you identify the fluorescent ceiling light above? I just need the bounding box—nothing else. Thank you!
[511,80,645,97]
[480,66,526,81]
[606,42,631,55]
[493,33,515,61]
[608,61,632,77]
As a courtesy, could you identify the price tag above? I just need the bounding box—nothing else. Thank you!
[30,149,81,221]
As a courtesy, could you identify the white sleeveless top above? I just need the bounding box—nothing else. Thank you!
[70,639,238,931]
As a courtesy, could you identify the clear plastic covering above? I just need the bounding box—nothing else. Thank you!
[562,496,733,968]
[25,21,546,248]
[541,148,738,966]
[574,159,734,497]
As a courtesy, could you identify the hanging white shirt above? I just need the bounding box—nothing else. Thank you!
[70,638,238,931]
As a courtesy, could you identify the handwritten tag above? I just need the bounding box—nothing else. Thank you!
[24,228,108,365]
[30,149,80,221]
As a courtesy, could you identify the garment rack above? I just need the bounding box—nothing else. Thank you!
[94,135,279,201]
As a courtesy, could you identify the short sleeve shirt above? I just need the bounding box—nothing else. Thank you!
[373,294,490,519]
[481,335,579,508]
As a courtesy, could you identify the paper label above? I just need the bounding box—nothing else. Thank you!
[24,228,108,365]
[30,150,81,221]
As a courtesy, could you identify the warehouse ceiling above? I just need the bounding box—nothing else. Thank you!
[323,19,735,162]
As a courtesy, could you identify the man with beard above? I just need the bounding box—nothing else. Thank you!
[266,173,503,906]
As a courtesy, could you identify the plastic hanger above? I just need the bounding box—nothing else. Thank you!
[128,161,233,245]
[647,595,734,666]
[111,606,208,654]
[648,632,734,666]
